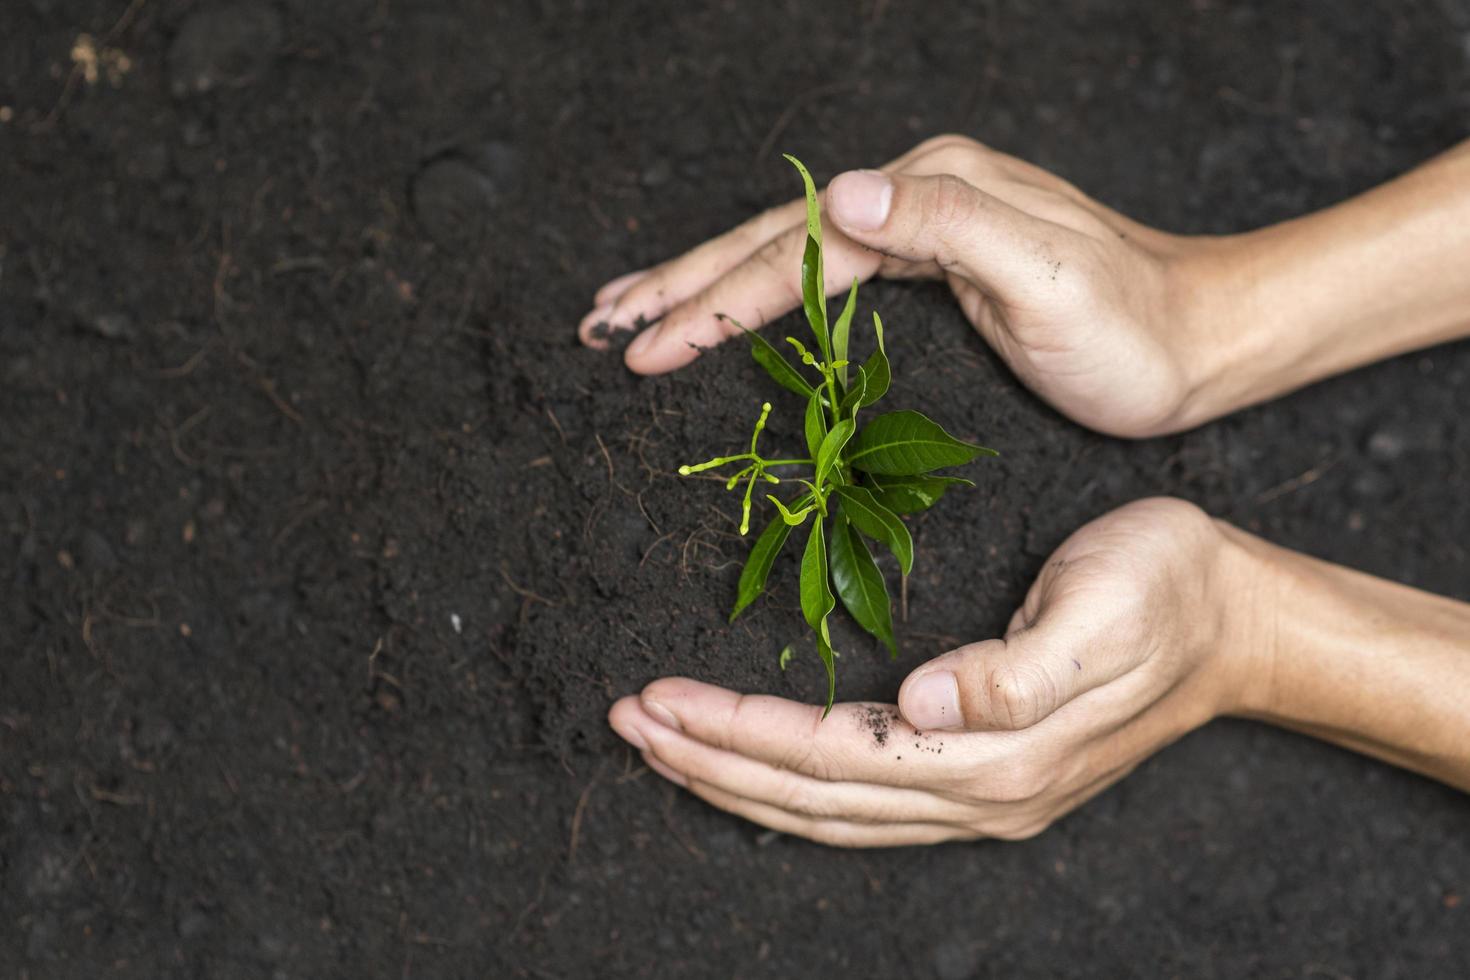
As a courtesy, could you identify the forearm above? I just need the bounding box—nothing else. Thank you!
[1179,139,1470,426]
[1220,523,1470,790]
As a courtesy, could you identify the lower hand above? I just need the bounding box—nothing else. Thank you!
[608,498,1264,846]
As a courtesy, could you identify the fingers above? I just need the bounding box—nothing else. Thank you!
[592,268,650,307]
[825,169,1076,304]
[680,779,964,848]
[897,585,1138,733]
[622,678,977,787]
[619,223,886,374]
[609,697,975,825]
[579,140,976,364]
[578,197,808,349]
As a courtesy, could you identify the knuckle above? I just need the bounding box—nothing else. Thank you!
[917,133,981,158]
[777,739,830,781]
[927,174,979,232]
[750,238,802,301]
[1046,251,1099,309]
[982,661,1053,731]
[984,761,1047,804]
[778,780,829,819]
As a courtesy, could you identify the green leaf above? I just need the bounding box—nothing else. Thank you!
[829,516,896,657]
[804,388,828,460]
[847,410,997,476]
[833,484,913,575]
[814,418,855,488]
[858,312,890,407]
[778,644,794,670]
[815,633,836,718]
[785,154,823,245]
[831,277,858,389]
[799,516,837,715]
[800,234,829,361]
[729,318,815,399]
[730,515,793,622]
[772,491,817,526]
[866,474,975,515]
[784,155,829,360]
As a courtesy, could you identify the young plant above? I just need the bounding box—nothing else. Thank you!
[678,155,999,715]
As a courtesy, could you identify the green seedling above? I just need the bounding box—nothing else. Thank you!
[678,154,999,715]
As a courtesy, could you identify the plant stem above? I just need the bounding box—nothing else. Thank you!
[678,453,753,475]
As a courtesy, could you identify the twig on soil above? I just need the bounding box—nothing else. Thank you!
[89,786,143,806]
[366,637,403,691]
[567,783,594,863]
[163,405,213,467]
[256,375,305,425]
[754,80,865,166]
[498,565,557,606]
[213,232,235,326]
[271,498,328,552]
[512,867,553,940]
[544,407,568,444]
[616,746,652,784]
[366,636,383,684]
[1256,458,1336,504]
[618,622,654,653]
[270,256,328,275]
[567,760,607,864]
[564,669,614,700]
[154,341,213,378]
[594,433,632,497]
[639,531,675,567]
[678,516,744,584]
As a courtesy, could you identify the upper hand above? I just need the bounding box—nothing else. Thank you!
[607,498,1266,847]
[580,135,1225,438]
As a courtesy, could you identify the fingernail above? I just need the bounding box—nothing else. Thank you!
[905,671,962,730]
[642,697,681,731]
[643,753,688,787]
[625,322,661,358]
[580,303,616,343]
[829,169,893,231]
[614,721,649,751]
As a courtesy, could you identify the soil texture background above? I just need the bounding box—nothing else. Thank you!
[3,1,1470,977]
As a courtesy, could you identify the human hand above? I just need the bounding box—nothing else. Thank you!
[607,498,1265,846]
[580,135,1228,438]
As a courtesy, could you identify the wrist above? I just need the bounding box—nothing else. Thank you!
[1205,521,1287,719]
[1206,522,1470,789]
[1163,142,1470,433]
[1159,232,1290,432]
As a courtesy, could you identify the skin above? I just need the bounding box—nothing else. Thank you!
[590,135,1470,846]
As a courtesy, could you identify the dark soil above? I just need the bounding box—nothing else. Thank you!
[4,1,1470,977]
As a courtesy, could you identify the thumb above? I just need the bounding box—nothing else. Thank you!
[825,169,1061,300]
[896,602,1130,733]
